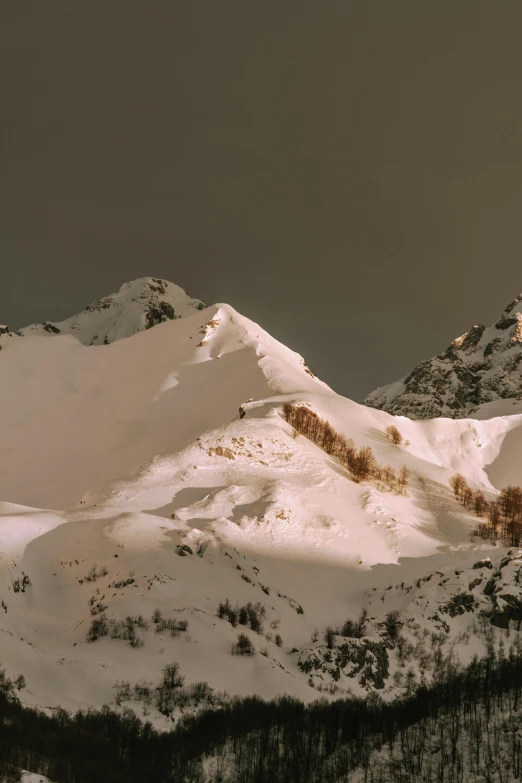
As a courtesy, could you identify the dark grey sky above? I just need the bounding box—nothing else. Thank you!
[2,2,522,400]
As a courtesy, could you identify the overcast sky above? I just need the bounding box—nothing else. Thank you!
[2,2,522,400]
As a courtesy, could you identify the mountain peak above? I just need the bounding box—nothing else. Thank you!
[364,292,522,420]
[19,277,205,346]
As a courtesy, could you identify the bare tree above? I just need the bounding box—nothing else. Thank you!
[450,474,468,500]
[385,425,403,446]
[398,465,409,494]
[474,490,487,517]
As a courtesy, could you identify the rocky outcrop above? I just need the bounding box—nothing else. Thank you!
[295,551,522,695]
[364,293,522,419]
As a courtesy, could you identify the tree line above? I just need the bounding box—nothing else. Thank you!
[283,404,409,493]
[2,635,522,781]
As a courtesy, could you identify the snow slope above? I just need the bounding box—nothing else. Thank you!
[1,282,522,726]
[364,292,522,420]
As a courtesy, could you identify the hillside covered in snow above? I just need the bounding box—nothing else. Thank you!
[365,293,522,420]
[2,280,522,781]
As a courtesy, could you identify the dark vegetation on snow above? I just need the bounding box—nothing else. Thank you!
[86,610,189,648]
[217,599,266,633]
[113,662,224,720]
[217,600,283,654]
[3,643,522,781]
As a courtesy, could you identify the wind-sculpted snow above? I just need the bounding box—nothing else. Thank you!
[365,292,522,420]
[2,280,522,729]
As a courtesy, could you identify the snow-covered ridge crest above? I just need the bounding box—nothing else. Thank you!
[18,277,205,346]
[364,290,522,420]
[201,304,333,395]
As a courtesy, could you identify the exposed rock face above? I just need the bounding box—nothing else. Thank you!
[18,277,205,346]
[298,637,390,691]
[364,294,522,419]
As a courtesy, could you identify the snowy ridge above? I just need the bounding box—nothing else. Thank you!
[364,292,522,420]
[18,277,205,346]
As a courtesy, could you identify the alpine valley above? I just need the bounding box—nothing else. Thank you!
[3,279,522,782]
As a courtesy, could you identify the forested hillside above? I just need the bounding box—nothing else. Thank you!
[1,638,522,782]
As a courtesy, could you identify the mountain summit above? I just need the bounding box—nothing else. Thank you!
[364,293,522,419]
[18,277,205,346]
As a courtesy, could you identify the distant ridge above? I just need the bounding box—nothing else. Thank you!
[18,277,205,346]
[364,292,522,419]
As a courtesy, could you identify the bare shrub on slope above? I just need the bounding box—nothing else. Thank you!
[385,425,404,446]
[232,633,255,656]
[217,600,266,634]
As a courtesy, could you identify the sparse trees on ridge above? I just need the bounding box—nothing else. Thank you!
[87,610,189,647]
[217,600,266,635]
[450,473,522,546]
[449,473,468,501]
[283,404,409,493]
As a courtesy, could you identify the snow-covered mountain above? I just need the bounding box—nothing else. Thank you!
[2,280,522,728]
[18,277,205,346]
[364,293,522,420]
